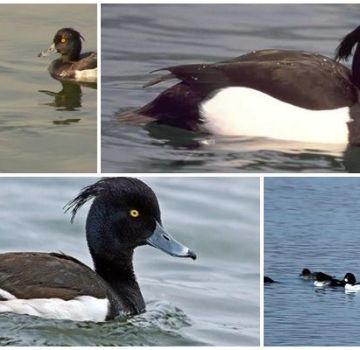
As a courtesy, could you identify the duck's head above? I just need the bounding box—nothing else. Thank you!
[65,177,197,263]
[38,28,83,62]
[344,272,356,285]
[300,268,311,276]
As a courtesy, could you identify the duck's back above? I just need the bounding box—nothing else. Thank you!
[0,252,124,321]
[154,49,357,110]
[0,252,105,299]
[49,52,97,81]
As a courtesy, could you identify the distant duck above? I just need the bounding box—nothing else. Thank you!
[313,272,345,287]
[0,178,196,321]
[344,272,360,292]
[123,25,360,145]
[299,268,323,280]
[38,28,97,83]
[264,276,275,284]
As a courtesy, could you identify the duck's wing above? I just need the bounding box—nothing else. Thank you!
[0,252,107,300]
[314,272,334,281]
[74,52,97,71]
[145,50,356,110]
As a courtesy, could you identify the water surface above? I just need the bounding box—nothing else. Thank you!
[0,177,259,346]
[102,4,360,173]
[0,5,97,173]
[265,178,360,345]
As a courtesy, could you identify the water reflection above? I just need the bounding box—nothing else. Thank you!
[39,80,96,111]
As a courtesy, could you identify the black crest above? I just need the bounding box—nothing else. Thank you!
[64,177,158,223]
[64,178,114,223]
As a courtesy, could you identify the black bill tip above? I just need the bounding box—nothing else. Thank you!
[187,250,197,260]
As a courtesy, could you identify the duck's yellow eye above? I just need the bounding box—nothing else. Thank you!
[129,209,139,218]
[61,37,66,43]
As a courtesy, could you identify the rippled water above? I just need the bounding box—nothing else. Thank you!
[0,5,97,173]
[0,177,260,346]
[101,4,360,173]
[265,178,360,346]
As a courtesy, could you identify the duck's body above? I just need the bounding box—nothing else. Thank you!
[39,28,97,83]
[122,26,360,144]
[0,178,196,322]
[0,253,112,321]
[313,272,345,288]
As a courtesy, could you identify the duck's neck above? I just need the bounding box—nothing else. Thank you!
[352,43,360,88]
[61,51,80,62]
[92,250,145,315]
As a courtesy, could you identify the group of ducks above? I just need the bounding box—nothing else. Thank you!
[42,24,360,144]
[265,268,360,292]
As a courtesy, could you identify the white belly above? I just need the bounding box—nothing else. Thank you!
[0,289,108,322]
[200,87,349,144]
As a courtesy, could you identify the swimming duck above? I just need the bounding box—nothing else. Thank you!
[299,268,324,280]
[38,28,97,82]
[344,272,360,292]
[313,272,345,287]
[0,178,196,322]
[264,276,275,284]
[123,25,360,145]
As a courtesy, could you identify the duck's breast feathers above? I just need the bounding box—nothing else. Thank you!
[0,252,107,300]
[146,49,357,110]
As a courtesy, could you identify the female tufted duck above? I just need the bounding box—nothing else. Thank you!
[313,272,346,287]
[299,268,325,280]
[0,178,196,322]
[121,25,360,145]
[38,28,97,83]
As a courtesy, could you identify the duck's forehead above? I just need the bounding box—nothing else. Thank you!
[123,192,159,210]
[54,30,73,41]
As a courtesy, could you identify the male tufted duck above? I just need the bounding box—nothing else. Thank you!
[38,28,97,82]
[121,25,360,145]
[0,178,196,322]
[344,272,360,292]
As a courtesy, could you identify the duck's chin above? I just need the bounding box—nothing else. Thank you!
[199,86,349,144]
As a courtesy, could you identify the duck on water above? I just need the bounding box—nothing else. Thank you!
[38,28,97,83]
[0,178,196,322]
[121,25,360,145]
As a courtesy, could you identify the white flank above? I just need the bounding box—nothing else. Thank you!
[75,68,97,82]
[345,284,360,292]
[0,288,16,300]
[0,295,108,322]
[313,280,327,287]
[200,87,349,144]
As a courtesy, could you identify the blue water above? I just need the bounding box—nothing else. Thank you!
[102,4,360,173]
[265,177,360,345]
[0,177,259,346]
